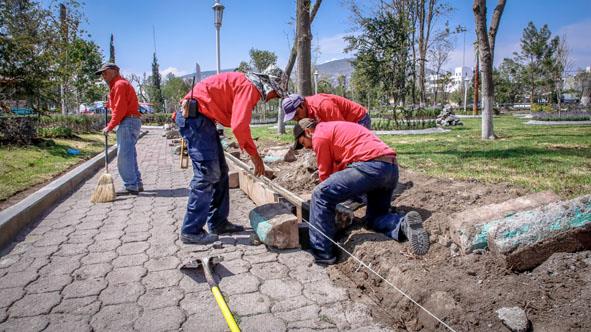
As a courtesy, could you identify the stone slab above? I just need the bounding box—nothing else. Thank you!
[488,195,591,271]
[448,191,560,253]
[238,170,280,206]
[250,203,299,249]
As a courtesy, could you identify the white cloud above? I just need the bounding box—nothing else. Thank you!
[160,66,188,77]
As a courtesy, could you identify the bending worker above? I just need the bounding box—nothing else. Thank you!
[176,65,285,245]
[293,118,429,264]
[281,93,371,129]
[95,63,143,195]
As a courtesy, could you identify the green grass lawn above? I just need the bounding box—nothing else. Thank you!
[244,116,591,199]
[0,134,116,202]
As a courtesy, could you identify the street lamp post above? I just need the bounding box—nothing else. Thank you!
[313,69,319,94]
[212,1,225,74]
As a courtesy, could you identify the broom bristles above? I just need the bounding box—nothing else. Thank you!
[91,173,116,203]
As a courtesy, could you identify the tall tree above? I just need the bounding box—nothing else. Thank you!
[109,33,115,63]
[473,0,506,140]
[428,24,453,104]
[150,53,164,112]
[235,61,251,73]
[296,0,313,97]
[161,73,190,113]
[284,0,322,80]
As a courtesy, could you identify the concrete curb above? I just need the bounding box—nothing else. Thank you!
[525,120,591,126]
[0,131,148,249]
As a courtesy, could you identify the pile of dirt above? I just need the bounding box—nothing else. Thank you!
[322,168,590,331]
[271,149,319,195]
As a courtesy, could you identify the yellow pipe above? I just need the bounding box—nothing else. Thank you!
[211,286,240,332]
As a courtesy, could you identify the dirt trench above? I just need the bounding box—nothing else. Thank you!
[231,142,591,331]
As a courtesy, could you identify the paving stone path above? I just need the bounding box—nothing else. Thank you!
[0,129,391,332]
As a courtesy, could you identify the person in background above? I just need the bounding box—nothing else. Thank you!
[95,63,143,195]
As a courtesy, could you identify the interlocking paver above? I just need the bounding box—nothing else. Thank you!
[137,286,183,309]
[99,282,145,305]
[0,316,49,331]
[218,273,260,295]
[51,296,100,316]
[0,288,24,308]
[106,266,147,284]
[112,253,149,268]
[45,314,91,332]
[90,303,141,331]
[62,278,107,298]
[133,306,185,332]
[141,269,182,289]
[26,274,72,294]
[8,292,61,317]
[0,130,391,331]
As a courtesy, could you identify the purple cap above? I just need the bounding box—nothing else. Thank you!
[282,94,304,121]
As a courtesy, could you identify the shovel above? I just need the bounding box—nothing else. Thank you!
[181,256,240,332]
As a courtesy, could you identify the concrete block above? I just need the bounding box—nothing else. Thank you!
[249,203,299,249]
[239,170,279,206]
[448,191,560,253]
[488,195,591,271]
[227,162,239,189]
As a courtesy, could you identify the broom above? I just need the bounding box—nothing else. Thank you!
[91,107,116,203]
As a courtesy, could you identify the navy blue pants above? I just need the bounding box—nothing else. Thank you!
[176,111,229,235]
[309,161,404,257]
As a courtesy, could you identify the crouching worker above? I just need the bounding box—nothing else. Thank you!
[176,66,286,245]
[293,118,429,264]
[282,93,371,129]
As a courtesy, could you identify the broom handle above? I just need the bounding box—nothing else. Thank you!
[104,107,109,173]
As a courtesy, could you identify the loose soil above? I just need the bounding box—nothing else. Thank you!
[232,140,591,331]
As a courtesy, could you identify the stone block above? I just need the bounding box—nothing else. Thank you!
[249,203,299,249]
[448,191,560,253]
[488,195,591,271]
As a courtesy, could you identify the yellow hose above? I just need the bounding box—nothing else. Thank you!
[211,286,240,332]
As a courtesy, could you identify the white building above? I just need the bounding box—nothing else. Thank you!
[426,66,472,95]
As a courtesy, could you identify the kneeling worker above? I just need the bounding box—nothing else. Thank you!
[282,93,371,129]
[293,118,429,264]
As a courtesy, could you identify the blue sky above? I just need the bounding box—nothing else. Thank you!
[54,0,591,76]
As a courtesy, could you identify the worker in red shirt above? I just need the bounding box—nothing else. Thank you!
[95,63,143,195]
[282,93,371,129]
[176,65,286,244]
[293,118,429,264]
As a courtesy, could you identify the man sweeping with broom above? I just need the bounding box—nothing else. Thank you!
[92,63,143,202]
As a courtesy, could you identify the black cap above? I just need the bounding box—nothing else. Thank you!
[95,63,120,75]
[293,118,316,150]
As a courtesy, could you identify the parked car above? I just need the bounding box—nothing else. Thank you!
[138,103,154,114]
[11,107,35,115]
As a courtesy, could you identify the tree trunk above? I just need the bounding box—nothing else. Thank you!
[473,0,503,140]
[296,0,313,97]
[473,54,479,115]
[279,0,321,134]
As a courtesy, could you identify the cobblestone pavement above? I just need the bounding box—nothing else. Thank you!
[0,130,391,332]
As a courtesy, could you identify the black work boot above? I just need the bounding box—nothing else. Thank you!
[400,211,430,256]
[210,222,245,235]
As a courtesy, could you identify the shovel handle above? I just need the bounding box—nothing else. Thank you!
[212,286,240,332]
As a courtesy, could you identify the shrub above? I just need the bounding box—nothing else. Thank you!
[38,126,74,138]
[142,113,174,125]
[39,114,106,133]
[531,103,553,113]
[0,115,39,145]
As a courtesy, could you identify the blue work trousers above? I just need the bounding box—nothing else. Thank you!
[116,116,142,191]
[309,161,404,257]
[176,111,229,235]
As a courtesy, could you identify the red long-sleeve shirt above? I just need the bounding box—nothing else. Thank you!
[106,75,140,131]
[306,94,367,123]
[312,121,396,182]
[182,72,261,156]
